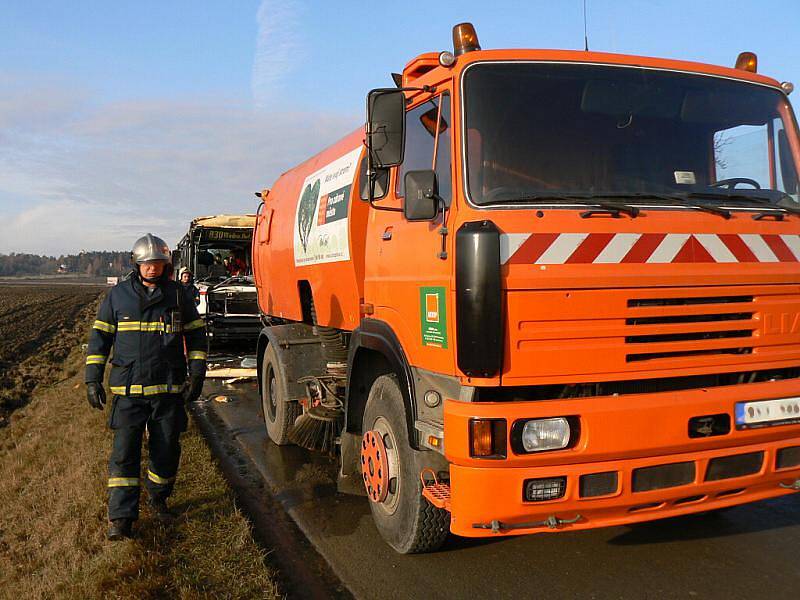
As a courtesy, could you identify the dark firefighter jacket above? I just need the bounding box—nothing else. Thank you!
[85,273,207,396]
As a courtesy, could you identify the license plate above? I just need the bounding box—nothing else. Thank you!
[735,397,800,429]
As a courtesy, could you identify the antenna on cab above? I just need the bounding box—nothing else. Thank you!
[583,0,589,51]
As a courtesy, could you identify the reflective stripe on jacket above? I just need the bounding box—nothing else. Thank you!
[85,273,207,394]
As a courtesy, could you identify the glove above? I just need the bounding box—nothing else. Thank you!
[86,382,107,410]
[182,375,205,403]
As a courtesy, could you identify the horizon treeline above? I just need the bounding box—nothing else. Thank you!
[0,251,132,277]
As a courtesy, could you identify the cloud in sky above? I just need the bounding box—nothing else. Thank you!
[0,78,357,255]
[252,0,305,110]
[0,2,359,256]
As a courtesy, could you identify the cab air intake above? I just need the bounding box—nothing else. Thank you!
[456,220,502,377]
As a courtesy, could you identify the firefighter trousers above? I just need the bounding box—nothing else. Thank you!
[107,393,188,521]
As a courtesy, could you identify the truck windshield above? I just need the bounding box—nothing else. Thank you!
[463,63,800,208]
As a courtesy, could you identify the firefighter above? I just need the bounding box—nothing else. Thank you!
[85,234,207,540]
[178,267,201,306]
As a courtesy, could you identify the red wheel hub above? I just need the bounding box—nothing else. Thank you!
[361,430,390,503]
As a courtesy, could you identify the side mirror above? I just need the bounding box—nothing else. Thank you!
[366,89,405,168]
[404,170,440,221]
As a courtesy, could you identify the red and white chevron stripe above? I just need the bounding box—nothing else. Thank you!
[501,232,800,265]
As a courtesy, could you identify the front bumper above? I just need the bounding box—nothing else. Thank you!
[448,439,799,537]
[443,378,800,537]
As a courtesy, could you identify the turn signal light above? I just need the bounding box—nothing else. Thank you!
[453,22,481,56]
[735,51,757,73]
[469,418,506,458]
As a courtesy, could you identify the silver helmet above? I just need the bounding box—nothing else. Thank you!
[131,233,170,264]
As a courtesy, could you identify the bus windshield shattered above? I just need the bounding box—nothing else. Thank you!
[463,63,800,210]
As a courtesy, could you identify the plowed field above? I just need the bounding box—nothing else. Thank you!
[0,284,102,425]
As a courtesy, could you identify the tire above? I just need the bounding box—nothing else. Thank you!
[261,343,300,445]
[362,374,450,554]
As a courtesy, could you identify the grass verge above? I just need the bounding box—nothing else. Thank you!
[0,328,280,598]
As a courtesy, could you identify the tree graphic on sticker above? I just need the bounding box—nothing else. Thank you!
[297,179,320,253]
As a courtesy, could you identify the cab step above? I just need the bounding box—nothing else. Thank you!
[420,468,451,512]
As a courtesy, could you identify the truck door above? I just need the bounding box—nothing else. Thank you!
[366,92,456,374]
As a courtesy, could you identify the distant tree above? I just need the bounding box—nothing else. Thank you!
[0,251,131,276]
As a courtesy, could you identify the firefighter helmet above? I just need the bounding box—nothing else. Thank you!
[131,233,170,264]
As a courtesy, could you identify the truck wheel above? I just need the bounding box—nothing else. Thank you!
[362,374,450,554]
[261,343,300,445]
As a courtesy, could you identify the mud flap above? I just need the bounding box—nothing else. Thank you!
[338,431,367,495]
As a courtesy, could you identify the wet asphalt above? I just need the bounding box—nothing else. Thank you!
[196,379,800,600]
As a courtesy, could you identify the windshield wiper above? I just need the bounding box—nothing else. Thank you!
[491,194,641,217]
[687,191,800,216]
[611,192,731,219]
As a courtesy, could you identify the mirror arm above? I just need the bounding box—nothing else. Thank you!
[364,130,402,212]
[369,196,403,213]
[426,192,449,259]
[366,164,402,213]
[371,85,437,96]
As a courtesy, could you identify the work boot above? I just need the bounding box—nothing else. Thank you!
[107,518,133,541]
[149,498,175,524]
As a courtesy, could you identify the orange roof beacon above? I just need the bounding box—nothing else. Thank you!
[252,23,800,553]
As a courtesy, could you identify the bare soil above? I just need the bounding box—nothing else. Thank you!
[0,284,103,426]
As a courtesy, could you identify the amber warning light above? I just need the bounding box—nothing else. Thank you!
[469,418,507,458]
[453,22,481,56]
[735,51,757,73]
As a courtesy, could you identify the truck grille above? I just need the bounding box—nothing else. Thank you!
[504,283,800,385]
[625,295,756,363]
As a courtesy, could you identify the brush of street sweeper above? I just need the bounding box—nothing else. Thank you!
[289,370,345,453]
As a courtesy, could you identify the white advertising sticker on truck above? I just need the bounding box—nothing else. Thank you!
[293,147,361,266]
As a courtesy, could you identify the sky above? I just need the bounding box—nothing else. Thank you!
[1,0,798,255]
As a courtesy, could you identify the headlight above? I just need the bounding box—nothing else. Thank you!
[518,418,571,453]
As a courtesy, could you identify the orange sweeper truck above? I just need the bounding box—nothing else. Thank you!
[252,24,800,553]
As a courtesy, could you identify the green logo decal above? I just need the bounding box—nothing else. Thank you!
[419,286,448,348]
